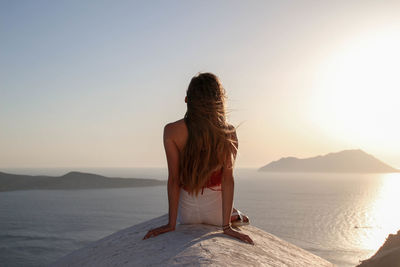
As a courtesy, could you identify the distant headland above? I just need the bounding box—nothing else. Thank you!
[259,149,399,173]
[0,171,166,192]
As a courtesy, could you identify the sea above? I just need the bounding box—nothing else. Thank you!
[1,167,399,267]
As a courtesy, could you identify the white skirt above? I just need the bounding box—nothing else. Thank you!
[177,184,233,227]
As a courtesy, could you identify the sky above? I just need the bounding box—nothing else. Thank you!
[1,0,399,169]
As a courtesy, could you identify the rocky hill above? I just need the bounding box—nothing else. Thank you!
[259,149,399,173]
[0,171,165,192]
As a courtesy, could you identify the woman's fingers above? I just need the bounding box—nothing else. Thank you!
[239,233,251,244]
[143,229,159,240]
[243,235,254,245]
[225,229,254,245]
[143,230,154,240]
[143,225,174,240]
[238,233,252,244]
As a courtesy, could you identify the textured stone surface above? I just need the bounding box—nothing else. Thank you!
[52,214,335,267]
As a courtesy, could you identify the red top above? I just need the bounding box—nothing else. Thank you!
[204,168,223,188]
[182,168,223,194]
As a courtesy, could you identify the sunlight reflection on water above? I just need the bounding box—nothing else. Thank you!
[358,173,400,251]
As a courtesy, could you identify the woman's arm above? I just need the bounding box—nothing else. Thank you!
[221,129,254,245]
[221,128,238,226]
[143,123,181,240]
[221,161,234,225]
[164,124,181,227]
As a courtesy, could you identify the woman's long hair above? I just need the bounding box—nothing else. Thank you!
[179,72,238,196]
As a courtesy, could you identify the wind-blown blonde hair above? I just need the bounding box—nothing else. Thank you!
[179,72,238,196]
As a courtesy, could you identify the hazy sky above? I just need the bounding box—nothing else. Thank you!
[1,0,399,169]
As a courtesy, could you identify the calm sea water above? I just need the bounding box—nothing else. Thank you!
[1,167,399,267]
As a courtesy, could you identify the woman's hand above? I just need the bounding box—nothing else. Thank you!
[223,226,254,245]
[143,224,175,240]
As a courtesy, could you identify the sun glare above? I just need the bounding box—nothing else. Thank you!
[359,173,400,251]
[309,29,400,150]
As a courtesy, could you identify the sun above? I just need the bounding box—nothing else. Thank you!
[308,28,400,151]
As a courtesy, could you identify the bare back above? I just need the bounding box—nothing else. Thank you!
[166,118,188,156]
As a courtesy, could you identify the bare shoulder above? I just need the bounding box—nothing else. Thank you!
[164,119,188,148]
[164,119,186,133]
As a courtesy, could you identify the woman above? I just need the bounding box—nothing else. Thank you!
[143,72,253,245]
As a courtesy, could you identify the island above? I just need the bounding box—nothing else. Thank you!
[0,171,166,192]
[51,214,335,266]
[259,149,399,173]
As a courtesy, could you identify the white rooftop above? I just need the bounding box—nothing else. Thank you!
[52,214,335,266]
